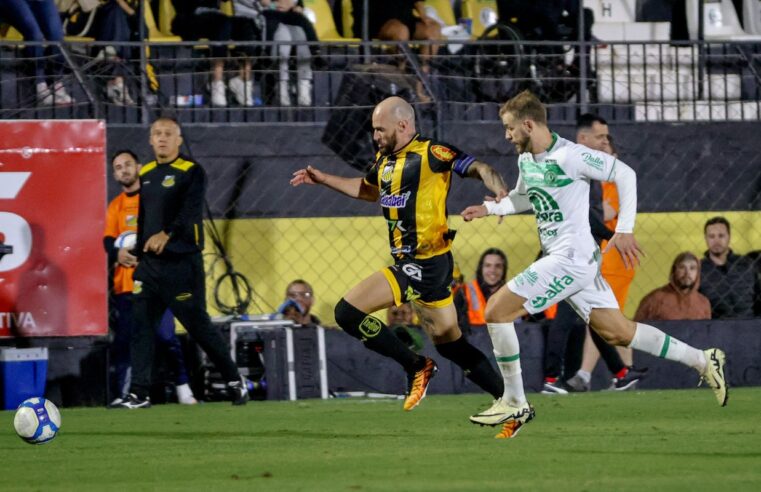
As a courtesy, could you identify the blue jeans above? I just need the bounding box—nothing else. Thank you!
[0,0,64,81]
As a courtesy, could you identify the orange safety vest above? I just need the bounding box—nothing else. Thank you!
[463,280,487,325]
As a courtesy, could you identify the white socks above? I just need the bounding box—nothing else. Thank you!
[628,322,706,373]
[176,383,198,405]
[487,322,526,406]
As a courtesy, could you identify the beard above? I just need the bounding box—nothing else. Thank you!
[118,175,138,188]
[512,133,531,153]
[377,134,397,156]
[676,279,696,291]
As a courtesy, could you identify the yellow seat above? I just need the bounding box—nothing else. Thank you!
[220,0,234,17]
[158,0,177,36]
[461,0,499,38]
[302,0,360,42]
[143,0,181,42]
[341,0,354,38]
[0,24,23,41]
[424,0,457,27]
[0,24,92,43]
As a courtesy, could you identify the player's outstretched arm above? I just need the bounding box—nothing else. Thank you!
[290,165,378,202]
[461,204,488,222]
[466,161,508,202]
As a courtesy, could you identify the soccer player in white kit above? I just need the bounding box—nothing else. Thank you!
[461,91,728,439]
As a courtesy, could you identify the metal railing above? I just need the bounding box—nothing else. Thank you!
[0,38,760,124]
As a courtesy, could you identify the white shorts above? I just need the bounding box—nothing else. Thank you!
[507,252,619,323]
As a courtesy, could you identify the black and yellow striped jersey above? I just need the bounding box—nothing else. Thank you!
[364,134,476,260]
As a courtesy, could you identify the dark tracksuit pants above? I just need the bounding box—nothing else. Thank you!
[544,301,626,380]
[111,294,190,399]
[130,253,239,398]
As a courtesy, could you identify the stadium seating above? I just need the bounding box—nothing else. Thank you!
[587,0,749,121]
[424,0,457,27]
[144,0,181,42]
[743,0,761,35]
[303,0,360,42]
[460,0,499,38]
[685,0,761,40]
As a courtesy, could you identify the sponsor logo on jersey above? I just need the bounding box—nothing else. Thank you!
[529,275,574,308]
[515,267,539,287]
[404,285,421,302]
[133,280,143,294]
[402,263,422,281]
[521,162,573,188]
[175,292,192,301]
[381,164,394,183]
[126,214,137,227]
[430,144,456,162]
[162,175,176,188]
[359,316,382,339]
[539,227,558,240]
[391,245,413,255]
[527,187,564,223]
[387,219,406,232]
[380,191,411,208]
[582,152,604,170]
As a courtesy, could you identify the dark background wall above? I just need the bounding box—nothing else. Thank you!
[326,319,761,396]
[106,122,761,218]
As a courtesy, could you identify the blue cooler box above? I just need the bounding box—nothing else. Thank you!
[0,348,48,410]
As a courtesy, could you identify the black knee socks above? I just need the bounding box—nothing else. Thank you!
[335,298,424,373]
[436,336,504,399]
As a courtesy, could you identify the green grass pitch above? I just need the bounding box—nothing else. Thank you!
[1,388,759,491]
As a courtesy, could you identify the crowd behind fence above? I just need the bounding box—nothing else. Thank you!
[1,38,760,124]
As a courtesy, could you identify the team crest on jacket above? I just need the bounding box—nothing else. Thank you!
[162,175,176,188]
[430,144,455,162]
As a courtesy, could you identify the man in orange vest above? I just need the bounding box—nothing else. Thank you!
[455,248,508,332]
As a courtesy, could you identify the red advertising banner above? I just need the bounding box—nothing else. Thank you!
[0,120,107,337]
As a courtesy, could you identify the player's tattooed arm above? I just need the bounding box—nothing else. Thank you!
[466,161,508,201]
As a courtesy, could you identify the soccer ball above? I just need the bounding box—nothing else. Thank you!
[14,397,61,444]
[114,231,137,251]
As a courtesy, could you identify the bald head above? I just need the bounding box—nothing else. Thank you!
[372,97,416,155]
[375,96,415,127]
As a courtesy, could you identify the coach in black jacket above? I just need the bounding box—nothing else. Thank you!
[116,117,248,408]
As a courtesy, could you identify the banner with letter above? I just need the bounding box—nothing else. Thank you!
[0,120,107,337]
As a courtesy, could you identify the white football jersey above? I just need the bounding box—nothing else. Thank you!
[513,133,633,257]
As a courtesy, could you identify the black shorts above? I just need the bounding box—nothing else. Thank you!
[382,252,454,307]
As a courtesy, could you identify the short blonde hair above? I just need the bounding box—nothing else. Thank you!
[499,90,547,125]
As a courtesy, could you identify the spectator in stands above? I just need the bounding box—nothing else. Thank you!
[0,0,73,105]
[634,252,711,321]
[239,0,316,106]
[699,216,758,319]
[454,248,508,334]
[86,0,138,105]
[280,279,320,325]
[171,0,261,107]
[354,0,441,101]
[104,149,197,406]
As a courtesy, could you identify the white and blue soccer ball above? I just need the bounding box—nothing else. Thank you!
[114,231,137,251]
[14,397,61,444]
